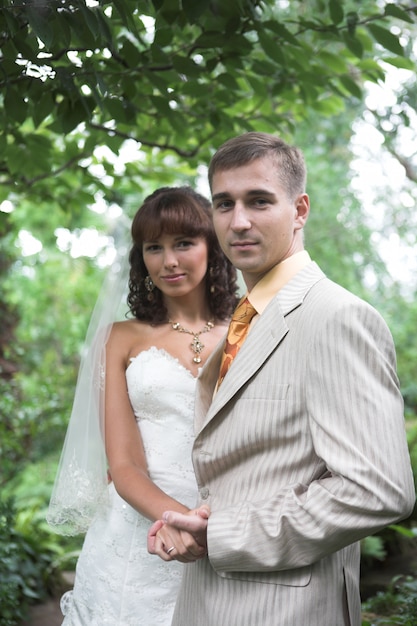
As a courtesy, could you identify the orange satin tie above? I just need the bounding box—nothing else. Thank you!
[217,297,257,388]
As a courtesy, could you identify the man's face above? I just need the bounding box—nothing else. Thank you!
[211,156,309,290]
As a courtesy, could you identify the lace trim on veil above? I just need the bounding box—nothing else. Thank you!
[47,236,130,536]
[47,455,109,534]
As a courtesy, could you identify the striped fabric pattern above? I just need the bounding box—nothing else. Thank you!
[172,262,414,626]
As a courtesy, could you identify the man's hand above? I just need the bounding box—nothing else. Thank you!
[148,506,210,562]
[162,506,209,548]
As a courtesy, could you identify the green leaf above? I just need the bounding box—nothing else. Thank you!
[165,109,187,135]
[258,30,286,65]
[32,93,55,128]
[79,5,100,39]
[286,45,310,70]
[223,33,253,55]
[245,75,268,100]
[25,133,53,158]
[3,8,20,36]
[4,88,27,125]
[339,75,362,100]
[121,39,142,68]
[105,97,128,123]
[389,524,417,538]
[146,70,169,94]
[263,21,301,47]
[328,0,344,25]
[313,94,345,115]
[172,55,201,78]
[26,6,55,48]
[182,0,211,22]
[1,56,17,76]
[0,42,17,62]
[384,3,415,24]
[357,58,386,82]
[383,56,416,71]
[61,9,97,49]
[317,50,348,73]
[112,0,138,31]
[342,33,363,59]
[54,13,72,49]
[149,95,172,116]
[194,31,227,48]
[151,0,164,10]
[217,73,240,90]
[54,99,88,134]
[6,143,27,175]
[367,23,404,56]
[96,10,113,43]
[153,25,174,47]
[159,0,182,24]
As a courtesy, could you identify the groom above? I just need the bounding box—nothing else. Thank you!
[149,132,414,625]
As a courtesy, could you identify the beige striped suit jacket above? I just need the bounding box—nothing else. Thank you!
[172,262,415,626]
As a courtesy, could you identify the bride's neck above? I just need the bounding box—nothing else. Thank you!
[165,308,213,328]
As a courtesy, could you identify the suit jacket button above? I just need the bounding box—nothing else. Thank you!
[200,487,209,499]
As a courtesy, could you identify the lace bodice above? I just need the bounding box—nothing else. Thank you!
[61,347,198,626]
[125,347,198,504]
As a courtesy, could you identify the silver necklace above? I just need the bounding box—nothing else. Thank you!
[168,320,214,364]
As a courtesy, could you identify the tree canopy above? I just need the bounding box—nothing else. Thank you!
[1,0,417,482]
[1,0,416,213]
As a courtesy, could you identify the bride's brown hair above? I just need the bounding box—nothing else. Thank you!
[127,186,239,323]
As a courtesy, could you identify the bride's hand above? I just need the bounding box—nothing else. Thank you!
[148,506,210,562]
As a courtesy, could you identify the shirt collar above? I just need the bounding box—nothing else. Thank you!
[247,250,311,314]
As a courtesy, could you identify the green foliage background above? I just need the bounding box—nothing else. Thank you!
[0,0,416,621]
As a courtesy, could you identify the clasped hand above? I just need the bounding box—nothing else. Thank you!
[147,506,210,563]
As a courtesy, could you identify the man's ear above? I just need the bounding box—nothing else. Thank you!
[294,193,310,229]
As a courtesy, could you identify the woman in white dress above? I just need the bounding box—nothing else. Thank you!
[47,186,239,625]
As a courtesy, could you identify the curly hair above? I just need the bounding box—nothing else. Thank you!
[127,186,240,323]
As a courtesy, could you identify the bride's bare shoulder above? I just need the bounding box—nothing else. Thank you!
[108,319,162,363]
[111,318,149,337]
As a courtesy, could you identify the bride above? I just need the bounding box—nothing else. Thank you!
[47,186,239,625]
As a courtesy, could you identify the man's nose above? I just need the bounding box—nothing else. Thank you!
[230,204,251,231]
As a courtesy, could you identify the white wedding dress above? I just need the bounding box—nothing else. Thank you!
[61,347,198,626]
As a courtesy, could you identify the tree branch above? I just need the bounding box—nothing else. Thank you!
[88,122,200,158]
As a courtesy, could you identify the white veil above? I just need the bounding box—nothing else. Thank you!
[47,232,131,535]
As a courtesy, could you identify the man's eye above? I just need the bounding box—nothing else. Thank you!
[216,201,233,210]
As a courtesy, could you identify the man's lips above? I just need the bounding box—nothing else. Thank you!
[229,241,257,249]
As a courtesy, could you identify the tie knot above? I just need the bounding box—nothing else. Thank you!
[233,297,257,324]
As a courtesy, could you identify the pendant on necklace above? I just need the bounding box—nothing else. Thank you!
[190,335,204,363]
[170,320,214,364]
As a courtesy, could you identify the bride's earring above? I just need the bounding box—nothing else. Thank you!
[144,275,155,301]
[209,265,216,294]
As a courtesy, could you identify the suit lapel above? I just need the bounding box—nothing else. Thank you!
[195,342,223,433]
[195,300,287,435]
[195,262,325,435]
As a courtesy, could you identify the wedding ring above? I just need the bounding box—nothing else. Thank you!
[166,546,175,555]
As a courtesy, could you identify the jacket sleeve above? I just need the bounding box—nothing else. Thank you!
[207,298,415,573]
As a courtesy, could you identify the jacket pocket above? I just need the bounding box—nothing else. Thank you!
[216,564,312,587]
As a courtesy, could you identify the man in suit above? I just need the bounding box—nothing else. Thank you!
[148,132,415,625]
